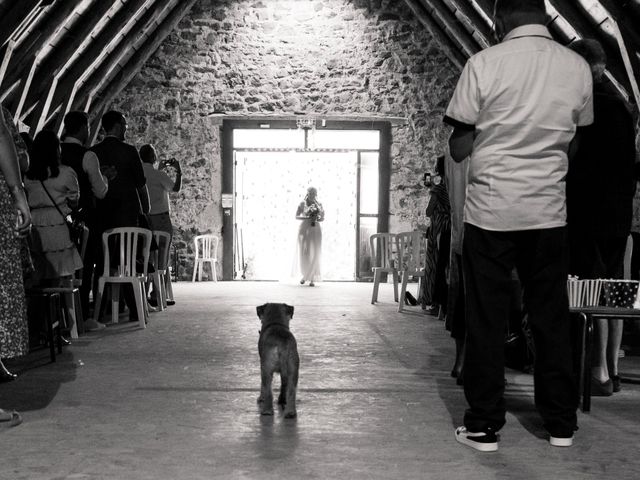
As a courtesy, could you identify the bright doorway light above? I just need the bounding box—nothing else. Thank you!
[236,150,357,280]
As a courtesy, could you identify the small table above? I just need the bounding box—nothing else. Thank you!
[570,306,640,412]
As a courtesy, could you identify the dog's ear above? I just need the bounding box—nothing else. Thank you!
[256,304,265,319]
[286,304,294,318]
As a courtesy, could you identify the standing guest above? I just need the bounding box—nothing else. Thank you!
[421,155,451,315]
[90,111,150,322]
[24,131,82,285]
[139,144,181,306]
[60,111,111,331]
[567,39,637,396]
[0,104,31,395]
[295,187,324,287]
[444,152,469,383]
[445,0,593,451]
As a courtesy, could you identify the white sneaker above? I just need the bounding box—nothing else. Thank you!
[549,435,573,447]
[84,319,106,331]
[455,426,498,452]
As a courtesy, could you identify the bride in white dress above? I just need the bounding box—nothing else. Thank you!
[294,187,324,286]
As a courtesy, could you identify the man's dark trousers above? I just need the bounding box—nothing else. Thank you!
[462,223,578,437]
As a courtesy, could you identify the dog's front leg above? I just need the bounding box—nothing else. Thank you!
[259,369,274,415]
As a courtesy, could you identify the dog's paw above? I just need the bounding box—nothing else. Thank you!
[260,408,274,416]
[284,410,297,419]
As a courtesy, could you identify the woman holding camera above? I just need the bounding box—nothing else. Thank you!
[295,187,324,286]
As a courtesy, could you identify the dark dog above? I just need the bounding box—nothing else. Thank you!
[256,303,299,418]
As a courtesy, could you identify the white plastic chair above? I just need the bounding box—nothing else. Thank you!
[370,233,399,304]
[192,234,219,282]
[93,227,152,329]
[396,230,428,313]
[150,231,172,310]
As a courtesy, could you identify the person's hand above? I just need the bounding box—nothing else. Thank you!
[101,165,117,181]
[11,186,31,237]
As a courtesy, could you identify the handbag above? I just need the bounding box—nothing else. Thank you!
[40,180,84,251]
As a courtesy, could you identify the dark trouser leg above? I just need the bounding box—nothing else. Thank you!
[462,224,515,433]
[515,227,577,437]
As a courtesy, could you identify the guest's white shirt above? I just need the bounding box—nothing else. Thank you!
[445,25,594,231]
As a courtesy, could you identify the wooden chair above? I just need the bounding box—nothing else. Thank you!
[192,234,219,282]
[150,231,172,310]
[370,233,399,304]
[396,230,428,313]
[93,227,152,329]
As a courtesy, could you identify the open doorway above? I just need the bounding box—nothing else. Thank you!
[236,150,357,280]
[224,121,390,281]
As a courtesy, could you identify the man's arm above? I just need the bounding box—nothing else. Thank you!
[82,150,109,199]
[448,127,474,163]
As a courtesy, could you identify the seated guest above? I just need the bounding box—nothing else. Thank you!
[25,131,83,337]
[567,39,637,395]
[139,144,181,306]
[61,111,112,331]
[24,131,82,287]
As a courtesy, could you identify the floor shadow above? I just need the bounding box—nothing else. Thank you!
[2,346,77,413]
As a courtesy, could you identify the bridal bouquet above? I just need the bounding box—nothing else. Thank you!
[305,203,320,226]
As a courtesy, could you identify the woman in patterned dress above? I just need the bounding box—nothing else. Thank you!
[420,156,451,313]
[0,105,31,426]
[24,131,82,285]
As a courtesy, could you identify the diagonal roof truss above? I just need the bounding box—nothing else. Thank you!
[0,0,638,134]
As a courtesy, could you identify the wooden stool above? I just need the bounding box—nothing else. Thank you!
[25,290,64,362]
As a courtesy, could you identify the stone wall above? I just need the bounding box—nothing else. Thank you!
[112,0,460,279]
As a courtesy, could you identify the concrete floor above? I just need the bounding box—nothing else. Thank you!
[1,281,640,480]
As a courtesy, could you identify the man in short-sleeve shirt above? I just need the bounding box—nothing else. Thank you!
[444,0,593,452]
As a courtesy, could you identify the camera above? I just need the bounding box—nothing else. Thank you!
[423,172,442,187]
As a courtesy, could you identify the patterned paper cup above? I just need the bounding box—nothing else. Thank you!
[601,280,640,308]
[582,279,602,307]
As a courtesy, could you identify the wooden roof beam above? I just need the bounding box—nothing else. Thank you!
[6,0,120,103]
[444,0,495,48]
[403,0,466,70]
[418,0,483,57]
[88,0,198,144]
[0,40,16,87]
[0,0,42,48]
[1,0,80,112]
[23,0,153,131]
[71,0,175,117]
[547,0,632,96]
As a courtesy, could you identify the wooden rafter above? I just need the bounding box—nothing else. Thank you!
[1,0,110,98]
[444,0,495,48]
[24,0,153,132]
[1,0,79,102]
[404,0,466,70]
[418,0,482,57]
[0,40,15,87]
[547,0,632,97]
[0,0,41,48]
[71,0,175,116]
[87,0,198,140]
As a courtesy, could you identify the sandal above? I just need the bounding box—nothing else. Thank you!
[0,409,22,427]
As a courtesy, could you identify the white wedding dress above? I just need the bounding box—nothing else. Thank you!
[293,201,323,283]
